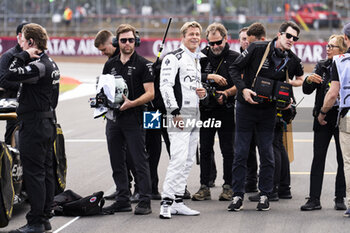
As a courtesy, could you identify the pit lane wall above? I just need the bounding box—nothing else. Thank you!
[0,37,326,64]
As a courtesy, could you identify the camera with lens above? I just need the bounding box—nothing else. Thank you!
[202,82,224,100]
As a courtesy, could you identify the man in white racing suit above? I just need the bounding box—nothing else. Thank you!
[159,21,207,219]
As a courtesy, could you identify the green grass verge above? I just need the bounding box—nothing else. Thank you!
[60,84,79,93]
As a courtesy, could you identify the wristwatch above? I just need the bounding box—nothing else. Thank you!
[319,110,327,115]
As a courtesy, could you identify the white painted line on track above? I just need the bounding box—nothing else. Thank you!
[53,217,80,233]
[65,139,106,143]
[291,171,336,175]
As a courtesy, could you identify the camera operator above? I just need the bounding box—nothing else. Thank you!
[301,34,347,211]
[5,23,59,233]
[0,22,29,145]
[101,24,154,215]
[191,22,239,202]
[228,21,303,212]
[159,21,206,219]
[246,23,302,203]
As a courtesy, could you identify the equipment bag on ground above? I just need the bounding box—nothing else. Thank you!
[52,190,105,216]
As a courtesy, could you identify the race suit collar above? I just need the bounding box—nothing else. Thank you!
[180,44,201,60]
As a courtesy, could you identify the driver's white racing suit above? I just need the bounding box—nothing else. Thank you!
[160,44,202,200]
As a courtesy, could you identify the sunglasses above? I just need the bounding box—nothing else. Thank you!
[208,39,223,46]
[120,38,135,44]
[326,44,340,49]
[281,32,299,42]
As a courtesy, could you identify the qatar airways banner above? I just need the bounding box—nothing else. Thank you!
[0,37,327,63]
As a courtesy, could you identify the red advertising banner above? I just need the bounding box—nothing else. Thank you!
[0,37,327,64]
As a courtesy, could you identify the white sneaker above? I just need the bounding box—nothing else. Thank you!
[170,201,200,216]
[159,200,172,219]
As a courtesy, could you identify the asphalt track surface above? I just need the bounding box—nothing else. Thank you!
[1,61,349,233]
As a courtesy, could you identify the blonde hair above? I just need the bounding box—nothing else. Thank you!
[180,21,202,37]
[329,34,347,53]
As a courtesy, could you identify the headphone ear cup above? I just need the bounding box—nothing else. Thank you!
[135,31,141,47]
[112,37,119,48]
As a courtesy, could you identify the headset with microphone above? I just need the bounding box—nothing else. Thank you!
[112,31,141,49]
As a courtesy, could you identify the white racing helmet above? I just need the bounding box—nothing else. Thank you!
[114,75,128,104]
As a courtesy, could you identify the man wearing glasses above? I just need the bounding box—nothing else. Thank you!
[101,24,154,215]
[192,22,239,202]
[228,21,303,212]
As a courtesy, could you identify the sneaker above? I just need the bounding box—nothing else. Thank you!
[219,184,233,201]
[134,201,152,215]
[9,223,45,233]
[183,187,191,199]
[102,201,132,214]
[159,199,173,219]
[300,197,321,211]
[256,195,270,211]
[344,208,350,217]
[44,220,52,233]
[334,197,347,210]
[104,191,118,200]
[192,185,211,201]
[227,196,243,211]
[170,200,200,216]
[130,192,140,203]
[249,192,278,202]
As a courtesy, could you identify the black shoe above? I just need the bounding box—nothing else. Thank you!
[183,187,191,200]
[227,196,243,211]
[9,224,45,233]
[279,190,292,199]
[300,197,322,211]
[256,195,270,211]
[102,201,132,214]
[43,220,52,233]
[249,192,279,202]
[130,192,140,203]
[151,192,161,200]
[245,184,258,193]
[134,201,152,215]
[334,197,347,210]
[104,191,118,200]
